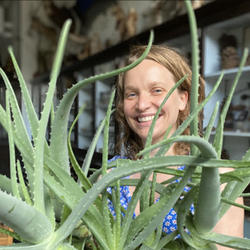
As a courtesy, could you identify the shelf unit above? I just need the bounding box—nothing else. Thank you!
[204,65,250,79]
[202,12,250,160]
[30,0,250,159]
[211,131,250,137]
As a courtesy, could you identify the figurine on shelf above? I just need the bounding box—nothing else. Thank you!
[191,0,206,10]
[143,0,206,29]
[42,0,89,45]
[77,31,103,59]
[175,0,206,16]
[42,0,77,33]
[31,16,58,45]
[232,104,248,132]
[30,2,91,72]
[219,33,239,69]
[125,8,137,39]
[90,32,103,55]
[76,32,104,60]
[111,4,138,41]
[77,40,91,61]
[111,4,126,41]
[143,1,180,27]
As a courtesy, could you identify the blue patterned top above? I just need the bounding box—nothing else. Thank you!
[107,155,194,235]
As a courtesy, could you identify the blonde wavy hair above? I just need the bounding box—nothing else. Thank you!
[115,45,205,159]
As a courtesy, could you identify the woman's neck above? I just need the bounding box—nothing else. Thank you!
[149,144,176,157]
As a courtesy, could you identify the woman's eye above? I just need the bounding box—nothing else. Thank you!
[125,92,136,98]
[153,88,162,94]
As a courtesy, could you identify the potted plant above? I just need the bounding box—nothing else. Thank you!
[0,1,249,249]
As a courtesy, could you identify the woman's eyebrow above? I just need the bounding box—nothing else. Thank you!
[148,81,167,88]
[124,84,137,91]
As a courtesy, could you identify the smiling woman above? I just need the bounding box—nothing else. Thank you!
[112,44,204,226]
[112,45,244,249]
[115,45,205,159]
[123,59,188,147]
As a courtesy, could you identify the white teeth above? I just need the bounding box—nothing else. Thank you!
[138,115,155,122]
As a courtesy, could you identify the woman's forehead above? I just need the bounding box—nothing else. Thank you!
[123,60,175,87]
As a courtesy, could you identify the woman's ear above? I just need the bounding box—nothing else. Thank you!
[179,90,188,111]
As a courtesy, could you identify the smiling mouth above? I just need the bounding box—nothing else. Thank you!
[138,115,159,122]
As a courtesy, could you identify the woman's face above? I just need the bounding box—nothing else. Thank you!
[123,59,188,146]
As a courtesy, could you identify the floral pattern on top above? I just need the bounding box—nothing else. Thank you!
[107,155,194,235]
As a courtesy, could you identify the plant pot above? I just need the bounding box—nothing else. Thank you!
[0,223,13,246]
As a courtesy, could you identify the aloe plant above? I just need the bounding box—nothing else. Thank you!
[0,0,250,249]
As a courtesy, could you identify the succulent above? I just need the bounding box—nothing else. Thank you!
[0,1,249,249]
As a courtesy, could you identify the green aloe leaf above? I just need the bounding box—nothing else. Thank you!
[243,148,250,161]
[8,46,51,166]
[6,90,20,199]
[0,69,33,155]
[194,166,220,234]
[51,155,201,247]
[221,197,250,211]
[114,179,121,249]
[0,68,35,187]
[0,104,7,129]
[67,103,92,191]
[100,88,116,249]
[17,160,32,205]
[140,135,217,159]
[185,0,199,143]
[204,102,219,141]
[8,47,39,141]
[82,113,106,176]
[43,161,108,249]
[177,187,205,249]
[0,190,52,244]
[189,220,250,250]
[109,156,250,171]
[156,231,178,249]
[0,243,50,250]
[119,170,153,249]
[32,19,72,214]
[0,174,13,193]
[125,167,196,250]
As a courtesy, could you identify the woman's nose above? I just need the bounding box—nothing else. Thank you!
[136,93,151,111]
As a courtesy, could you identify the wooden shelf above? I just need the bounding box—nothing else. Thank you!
[32,0,250,85]
[211,131,250,137]
[204,65,250,80]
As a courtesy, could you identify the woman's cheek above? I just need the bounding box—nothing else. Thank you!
[123,101,132,117]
